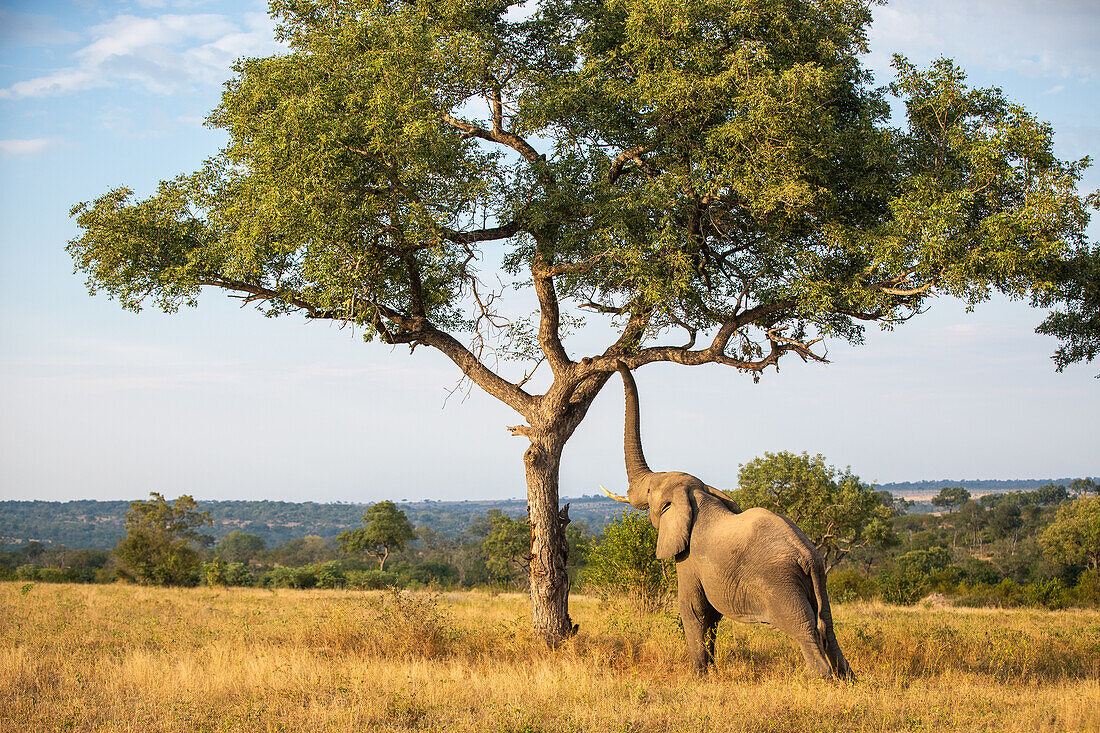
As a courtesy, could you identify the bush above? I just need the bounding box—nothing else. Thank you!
[827,568,877,602]
[314,561,346,589]
[203,559,255,587]
[392,561,459,587]
[584,511,675,611]
[1072,569,1100,606]
[13,564,102,584]
[262,565,318,589]
[1022,578,1068,610]
[958,557,1002,585]
[345,569,400,589]
[878,568,926,605]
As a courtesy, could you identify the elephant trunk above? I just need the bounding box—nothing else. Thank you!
[617,362,652,485]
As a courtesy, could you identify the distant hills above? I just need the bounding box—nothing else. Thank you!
[0,495,627,550]
[0,478,1089,549]
[875,478,1084,499]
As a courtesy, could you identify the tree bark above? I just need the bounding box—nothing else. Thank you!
[523,431,575,645]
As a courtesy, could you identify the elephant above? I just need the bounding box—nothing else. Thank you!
[601,362,853,680]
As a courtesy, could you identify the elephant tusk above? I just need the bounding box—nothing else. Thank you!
[600,485,631,504]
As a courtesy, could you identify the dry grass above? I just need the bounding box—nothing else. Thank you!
[2,582,1098,732]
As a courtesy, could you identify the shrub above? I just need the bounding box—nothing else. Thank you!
[314,561,346,589]
[392,561,459,587]
[827,568,878,602]
[1072,569,1100,606]
[878,568,926,605]
[203,559,255,587]
[345,569,400,589]
[203,558,229,586]
[262,565,318,589]
[584,511,675,611]
[1022,579,1068,610]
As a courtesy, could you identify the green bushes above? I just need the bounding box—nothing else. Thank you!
[825,567,1097,610]
[583,512,675,611]
[202,558,255,587]
[345,569,400,589]
[249,561,458,590]
[828,568,878,603]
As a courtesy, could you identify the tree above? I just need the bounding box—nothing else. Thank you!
[115,493,214,585]
[584,511,675,612]
[481,510,531,586]
[1033,483,1071,506]
[989,502,1023,551]
[734,451,894,572]
[215,530,267,564]
[67,1,1096,642]
[1070,478,1099,498]
[957,500,988,553]
[931,487,971,512]
[337,501,416,571]
[1040,497,1100,572]
[269,535,330,566]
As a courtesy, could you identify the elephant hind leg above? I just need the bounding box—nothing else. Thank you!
[772,607,834,679]
[825,629,854,681]
[794,632,835,679]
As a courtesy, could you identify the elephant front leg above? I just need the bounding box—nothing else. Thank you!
[678,575,721,674]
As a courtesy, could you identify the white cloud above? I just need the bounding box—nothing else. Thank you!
[0,68,102,99]
[867,0,1100,81]
[0,11,283,99]
[0,138,56,156]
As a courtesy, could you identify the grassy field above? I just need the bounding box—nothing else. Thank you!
[2,582,1098,732]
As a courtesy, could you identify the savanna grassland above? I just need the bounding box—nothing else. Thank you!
[2,582,1098,732]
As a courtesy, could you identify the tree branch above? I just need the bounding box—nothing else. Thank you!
[607,144,655,184]
[532,245,572,377]
[441,219,522,244]
[443,113,545,168]
[198,276,534,417]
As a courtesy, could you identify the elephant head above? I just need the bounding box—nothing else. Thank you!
[604,362,702,560]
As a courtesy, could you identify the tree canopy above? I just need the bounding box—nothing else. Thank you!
[115,493,214,586]
[66,0,1098,641]
[337,500,417,570]
[734,451,894,572]
[1041,497,1100,572]
[931,487,972,512]
[481,509,531,585]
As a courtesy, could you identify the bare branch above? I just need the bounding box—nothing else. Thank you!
[199,276,534,417]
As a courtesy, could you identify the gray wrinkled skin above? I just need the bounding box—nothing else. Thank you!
[615,363,853,680]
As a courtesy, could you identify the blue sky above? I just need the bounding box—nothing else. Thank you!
[1,0,1097,503]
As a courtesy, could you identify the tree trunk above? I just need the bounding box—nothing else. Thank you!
[523,432,575,645]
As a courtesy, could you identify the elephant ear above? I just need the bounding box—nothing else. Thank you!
[652,485,693,560]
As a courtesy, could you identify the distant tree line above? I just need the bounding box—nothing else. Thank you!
[3,466,1097,611]
[0,496,626,550]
